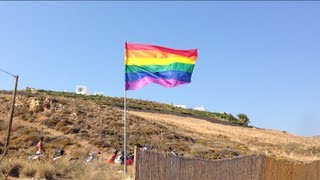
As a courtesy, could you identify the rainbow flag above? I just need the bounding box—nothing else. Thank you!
[125,42,198,90]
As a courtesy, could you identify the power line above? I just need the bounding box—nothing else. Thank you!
[0,68,16,77]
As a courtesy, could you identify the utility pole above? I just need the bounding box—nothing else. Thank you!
[0,69,19,162]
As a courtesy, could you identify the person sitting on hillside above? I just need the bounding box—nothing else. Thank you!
[86,152,96,163]
[136,144,148,151]
[126,153,134,166]
[169,147,178,156]
[29,137,45,160]
[37,137,45,154]
[86,148,103,163]
[114,150,124,164]
[106,150,118,163]
[53,148,65,161]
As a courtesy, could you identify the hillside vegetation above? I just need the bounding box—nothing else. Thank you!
[36,90,246,126]
[1,89,320,179]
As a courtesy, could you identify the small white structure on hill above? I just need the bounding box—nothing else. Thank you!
[174,104,187,109]
[93,92,104,96]
[76,86,89,95]
[193,105,206,111]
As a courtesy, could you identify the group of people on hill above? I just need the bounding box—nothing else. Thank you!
[105,144,154,165]
[28,137,153,166]
[29,137,181,163]
[106,150,134,165]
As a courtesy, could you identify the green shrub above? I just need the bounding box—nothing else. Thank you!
[25,88,32,97]
[237,113,250,126]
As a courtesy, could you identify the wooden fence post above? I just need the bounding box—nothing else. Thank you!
[134,146,138,180]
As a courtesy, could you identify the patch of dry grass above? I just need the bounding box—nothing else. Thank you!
[129,111,320,162]
[21,165,36,178]
[0,155,124,179]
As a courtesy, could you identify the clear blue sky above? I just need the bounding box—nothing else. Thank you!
[1,2,319,137]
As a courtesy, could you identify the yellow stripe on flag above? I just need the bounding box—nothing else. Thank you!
[126,57,195,66]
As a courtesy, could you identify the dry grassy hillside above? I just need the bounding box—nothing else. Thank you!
[0,90,245,160]
[0,90,320,178]
[1,93,198,157]
[129,111,320,162]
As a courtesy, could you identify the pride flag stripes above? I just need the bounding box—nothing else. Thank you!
[125,43,198,90]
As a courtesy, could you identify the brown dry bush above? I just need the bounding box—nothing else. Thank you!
[11,133,38,146]
[59,126,70,133]
[41,118,59,128]
[0,157,24,178]
[64,128,72,134]
[9,127,40,149]
[70,127,81,134]
[48,136,74,148]
[36,115,49,123]
[55,121,68,130]
[42,110,52,117]
[139,125,160,136]
[14,107,30,117]
[92,139,105,148]
[21,165,37,178]
[0,119,6,131]
[11,124,24,132]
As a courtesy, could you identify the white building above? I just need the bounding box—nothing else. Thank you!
[193,105,206,111]
[93,92,104,96]
[174,104,187,109]
[76,86,89,95]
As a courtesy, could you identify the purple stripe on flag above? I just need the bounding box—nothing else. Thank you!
[125,76,190,90]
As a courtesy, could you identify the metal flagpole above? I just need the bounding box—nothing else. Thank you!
[123,87,127,175]
[123,41,128,175]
